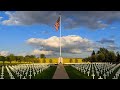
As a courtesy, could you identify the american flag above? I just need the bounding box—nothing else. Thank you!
[54,17,60,31]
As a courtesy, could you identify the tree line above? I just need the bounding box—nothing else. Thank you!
[0,54,47,65]
[82,48,120,63]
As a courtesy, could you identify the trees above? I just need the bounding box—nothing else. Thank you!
[7,54,15,64]
[97,53,105,62]
[40,54,45,58]
[29,55,36,63]
[116,52,120,63]
[0,56,6,65]
[108,51,116,62]
[91,50,95,56]
[16,56,24,63]
[69,58,73,63]
[75,58,78,63]
[24,55,30,63]
[19,56,24,63]
[49,59,52,63]
[24,55,35,63]
[83,48,118,63]
[43,58,46,63]
[0,54,46,64]
[91,55,97,62]
[33,57,40,63]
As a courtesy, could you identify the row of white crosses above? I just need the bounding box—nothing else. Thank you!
[71,62,120,79]
[0,66,4,79]
[0,64,50,79]
[6,66,15,79]
[111,63,120,79]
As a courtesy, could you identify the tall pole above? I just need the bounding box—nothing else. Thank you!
[59,15,61,58]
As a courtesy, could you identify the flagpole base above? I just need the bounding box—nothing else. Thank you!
[58,57,63,64]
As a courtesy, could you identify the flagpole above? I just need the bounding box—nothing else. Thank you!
[59,15,61,58]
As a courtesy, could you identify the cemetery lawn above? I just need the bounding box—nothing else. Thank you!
[108,65,120,79]
[65,66,91,79]
[33,66,57,79]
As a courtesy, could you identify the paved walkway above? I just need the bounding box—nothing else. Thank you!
[52,63,69,79]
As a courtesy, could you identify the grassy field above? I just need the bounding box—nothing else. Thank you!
[65,66,92,79]
[38,58,83,64]
[65,64,120,79]
[0,58,83,65]
[33,66,57,79]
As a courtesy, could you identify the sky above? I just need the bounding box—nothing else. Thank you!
[0,11,120,58]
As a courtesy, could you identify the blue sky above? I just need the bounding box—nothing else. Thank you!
[0,11,120,58]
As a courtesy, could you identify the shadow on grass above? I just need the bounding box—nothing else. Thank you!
[33,66,57,79]
[65,66,92,79]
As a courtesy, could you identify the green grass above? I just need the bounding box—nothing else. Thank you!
[0,66,10,79]
[65,66,92,79]
[107,65,120,79]
[32,66,57,79]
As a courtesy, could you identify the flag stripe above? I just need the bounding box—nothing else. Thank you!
[54,17,60,31]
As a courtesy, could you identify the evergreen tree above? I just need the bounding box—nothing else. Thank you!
[116,52,120,63]
[91,50,95,56]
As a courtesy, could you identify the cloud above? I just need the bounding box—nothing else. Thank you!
[107,45,120,50]
[69,49,82,54]
[31,49,54,55]
[27,35,98,57]
[0,51,10,56]
[97,38,115,44]
[86,48,94,52]
[2,11,58,26]
[0,17,3,20]
[3,11,120,29]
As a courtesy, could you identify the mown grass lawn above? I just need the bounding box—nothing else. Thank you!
[65,66,92,79]
[32,66,57,79]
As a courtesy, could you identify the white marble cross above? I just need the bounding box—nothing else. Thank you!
[23,76,26,79]
[103,73,107,79]
[37,70,39,74]
[17,71,20,77]
[29,71,32,79]
[87,71,90,76]
[11,76,15,79]
[98,76,103,79]
[0,74,4,79]
[33,71,36,76]
[100,70,103,74]
[83,70,86,74]
[115,73,119,78]
[92,69,94,73]
[29,69,32,73]
[112,76,117,79]
[22,70,25,75]
[91,73,95,79]
[25,71,28,77]
[96,71,99,76]
[109,70,112,74]
[107,72,109,77]
[39,69,41,73]
[6,66,14,79]
[1,66,4,75]
[19,74,22,79]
